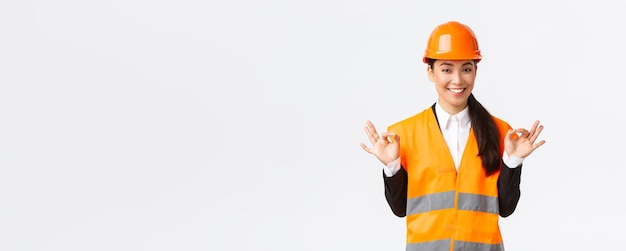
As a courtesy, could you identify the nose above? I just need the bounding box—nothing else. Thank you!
[451,71,462,85]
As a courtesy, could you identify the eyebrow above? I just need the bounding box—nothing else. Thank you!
[438,62,474,67]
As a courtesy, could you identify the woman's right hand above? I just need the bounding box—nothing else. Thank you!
[360,120,400,166]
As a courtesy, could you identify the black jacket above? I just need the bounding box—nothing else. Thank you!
[383,161,522,218]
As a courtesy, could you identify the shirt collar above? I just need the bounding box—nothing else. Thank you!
[435,102,471,129]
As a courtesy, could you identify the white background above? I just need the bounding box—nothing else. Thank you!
[0,0,623,250]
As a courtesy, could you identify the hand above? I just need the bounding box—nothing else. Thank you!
[360,120,400,166]
[505,120,546,158]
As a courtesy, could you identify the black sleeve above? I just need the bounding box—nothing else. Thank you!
[383,167,408,217]
[498,161,523,217]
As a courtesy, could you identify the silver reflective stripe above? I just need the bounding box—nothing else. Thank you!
[457,193,499,214]
[453,240,504,251]
[406,240,504,251]
[406,191,455,215]
[406,239,450,251]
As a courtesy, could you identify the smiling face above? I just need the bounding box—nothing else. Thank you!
[427,60,477,114]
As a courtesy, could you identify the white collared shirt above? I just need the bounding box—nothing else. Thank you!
[383,103,523,177]
[436,102,471,169]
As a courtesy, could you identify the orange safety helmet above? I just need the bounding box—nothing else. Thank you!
[422,21,482,64]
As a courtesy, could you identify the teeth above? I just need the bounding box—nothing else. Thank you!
[449,88,464,93]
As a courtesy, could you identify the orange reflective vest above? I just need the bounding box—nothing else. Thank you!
[388,107,513,251]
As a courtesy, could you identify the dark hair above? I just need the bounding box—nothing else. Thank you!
[427,58,501,175]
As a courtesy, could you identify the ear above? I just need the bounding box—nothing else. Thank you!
[427,65,434,82]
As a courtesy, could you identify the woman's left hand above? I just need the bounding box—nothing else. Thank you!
[504,120,546,158]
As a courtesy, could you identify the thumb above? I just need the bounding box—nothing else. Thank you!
[505,129,514,140]
[392,133,400,144]
[381,132,400,144]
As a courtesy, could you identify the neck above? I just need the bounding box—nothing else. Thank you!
[438,101,467,115]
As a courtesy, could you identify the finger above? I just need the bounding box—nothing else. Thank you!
[363,126,376,144]
[364,126,378,145]
[363,121,380,144]
[360,143,373,154]
[381,132,398,144]
[533,139,546,149]
[366,120,380,141]
[528,120,540,137]
[380,132,391,143]
[529,125,544,143]
[516,128,530,138]
[505,128,514,140]
[392,133,400,143]
[527,120,543,141]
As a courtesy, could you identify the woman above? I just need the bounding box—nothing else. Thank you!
[360,21,545,251]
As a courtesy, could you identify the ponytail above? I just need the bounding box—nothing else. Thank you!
[467,94,501,175]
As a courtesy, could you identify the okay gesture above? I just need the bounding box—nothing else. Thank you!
[504,120,546,158]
